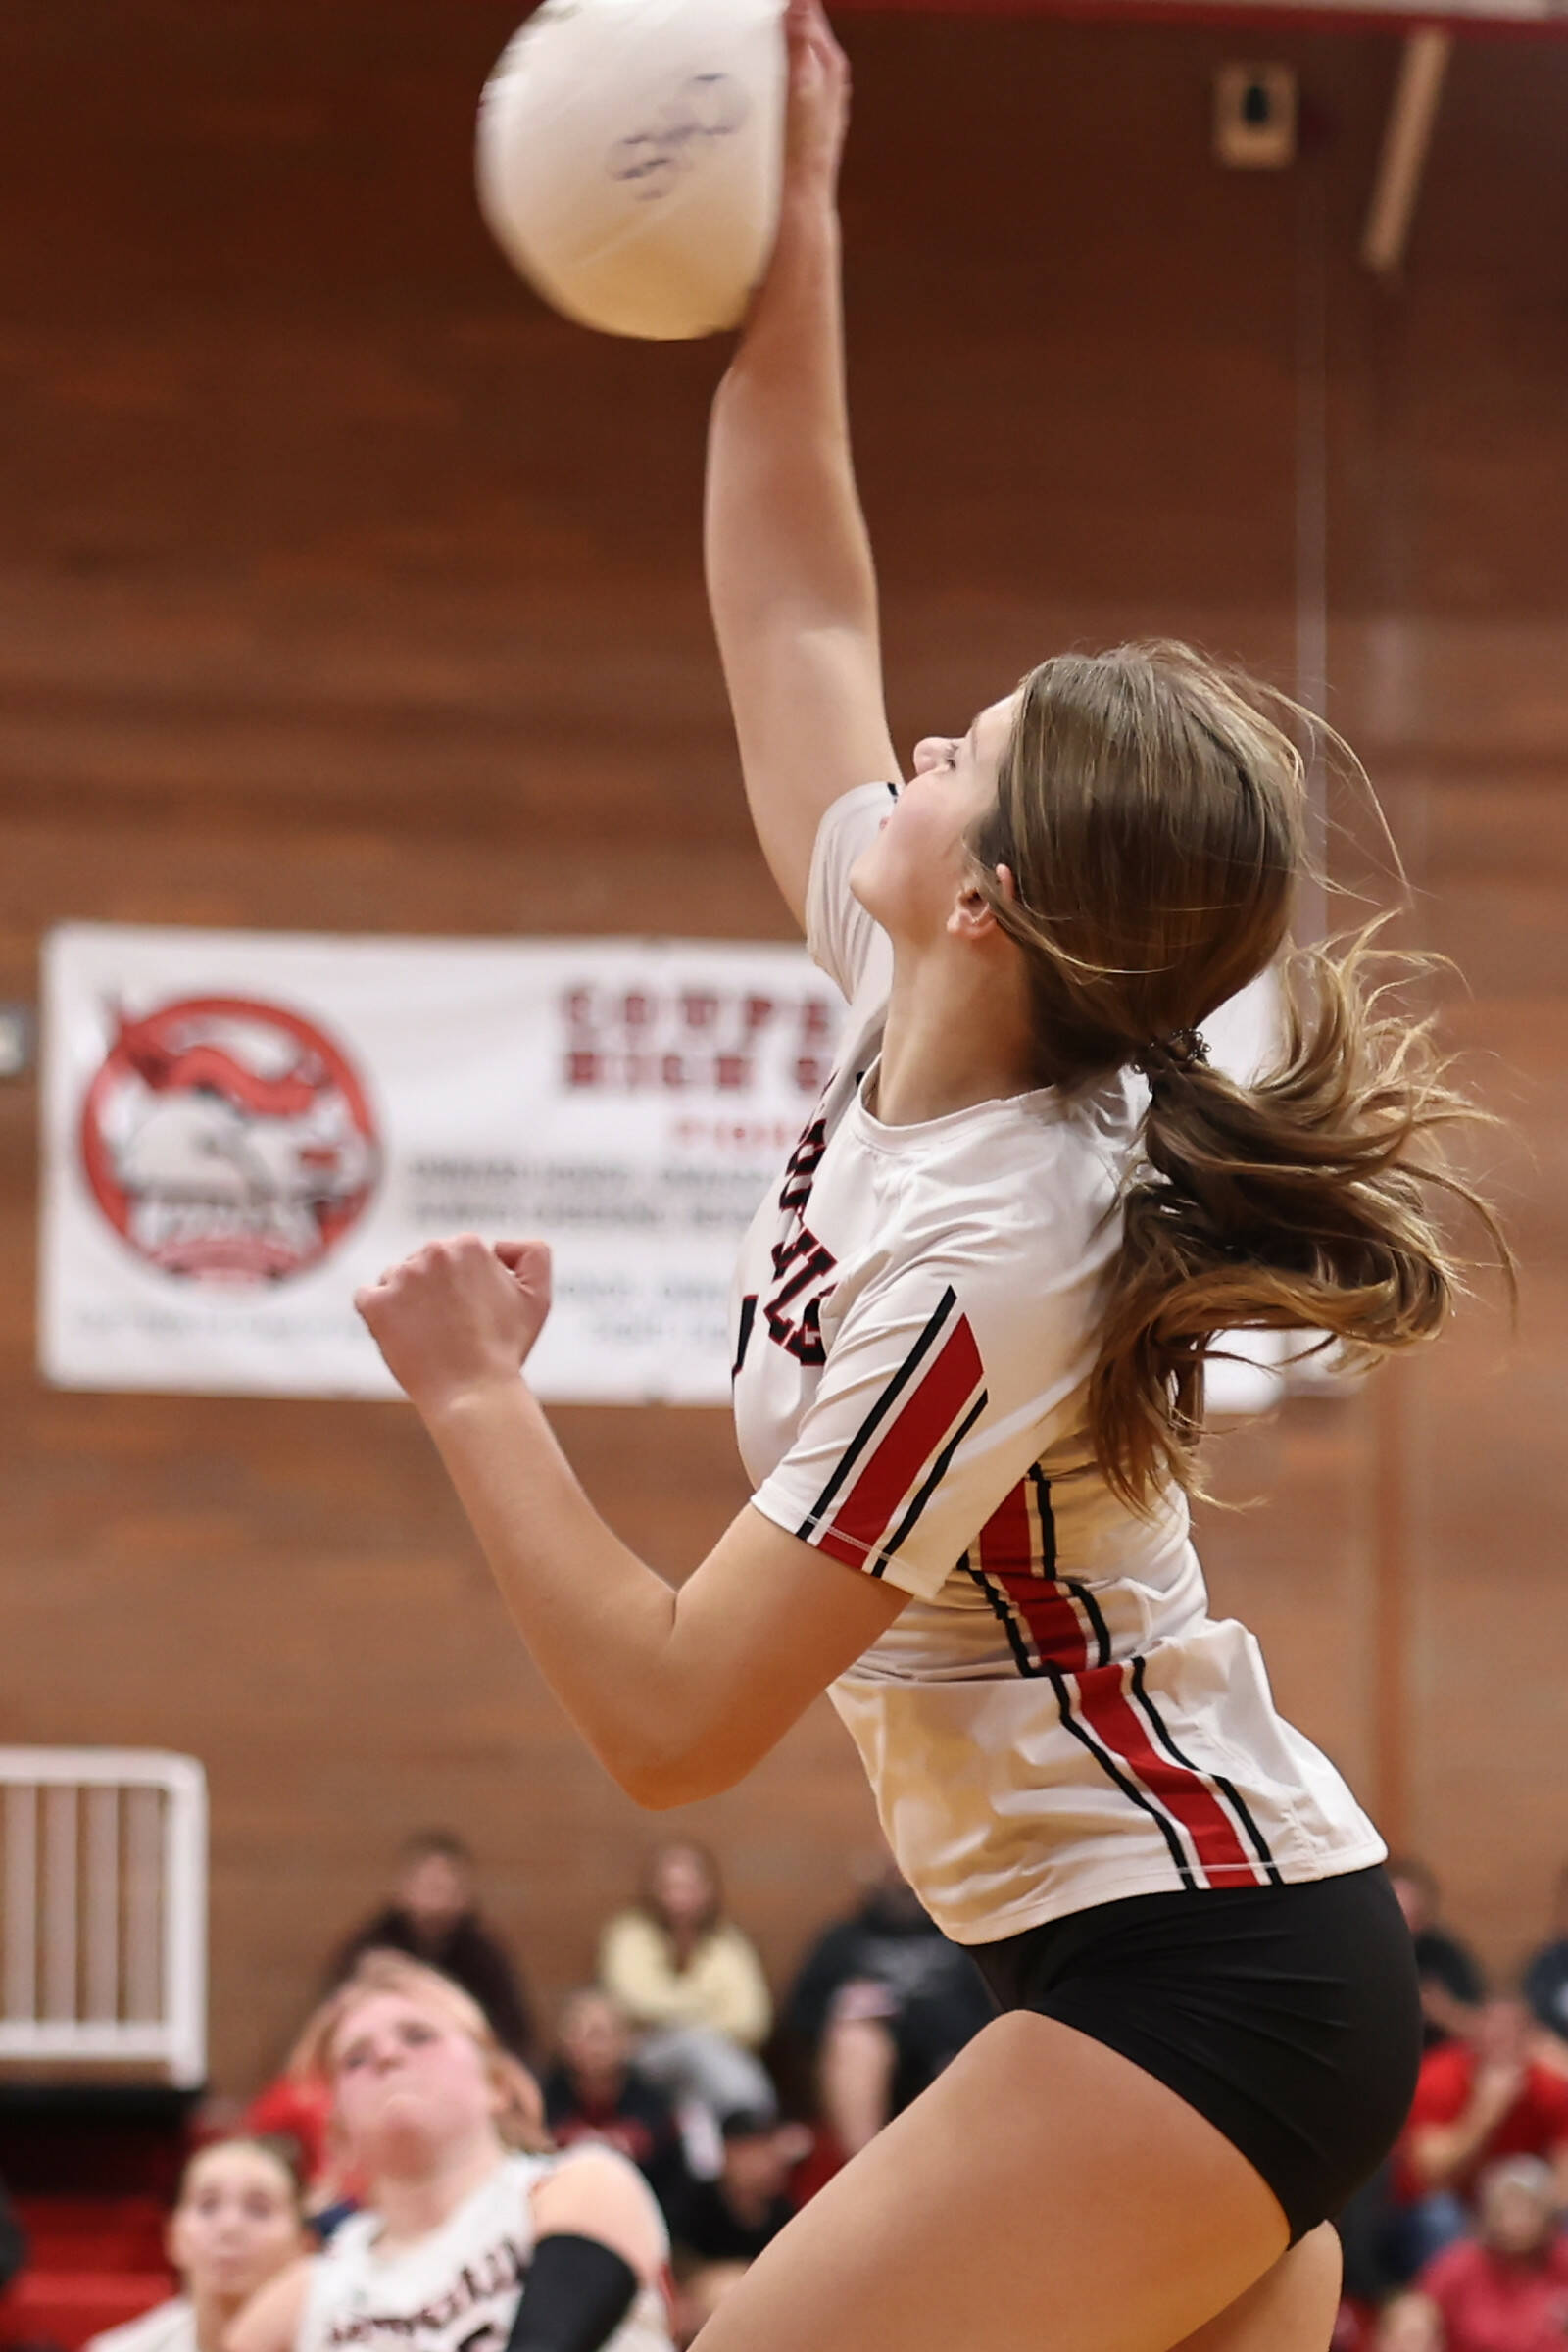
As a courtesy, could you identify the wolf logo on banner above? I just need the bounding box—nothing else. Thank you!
[79,995,381,1283]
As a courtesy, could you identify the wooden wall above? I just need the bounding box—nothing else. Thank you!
[0,1,1563,2095]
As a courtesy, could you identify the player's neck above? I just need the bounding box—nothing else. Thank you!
[875,942,1036,1126]
[372,2136,507,2253]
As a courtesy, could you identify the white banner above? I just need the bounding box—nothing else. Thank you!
[41,926,844,1404]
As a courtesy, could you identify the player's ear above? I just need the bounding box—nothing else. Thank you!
[947,865,1014,943]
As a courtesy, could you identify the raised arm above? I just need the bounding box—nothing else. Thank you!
[706,0,900,928]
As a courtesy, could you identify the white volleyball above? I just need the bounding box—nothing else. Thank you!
[476,0,787,342]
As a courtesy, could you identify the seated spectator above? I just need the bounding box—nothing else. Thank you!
[84,2139,307,2352]
[1391,1855,1486,2049]
[324,1828,534,2059]
[228,1953,672,2352]
[1418,2155,1568,2350]
[1394,1997,1568,2278]
[1372,2294,1446,2351]
[668,2111,812,2348]
[1523,1864,1568,2055]
[783,1853,993,2158]
[599,1840,776,2128]
[543,1987,697,2231]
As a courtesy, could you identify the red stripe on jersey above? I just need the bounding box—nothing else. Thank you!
[815,1315,985,1569]
[1072,1664,1256,1884]
[976,1478,1090,1672]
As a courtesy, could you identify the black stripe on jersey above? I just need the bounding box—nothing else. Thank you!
[1065,1579,1113,1669]
[963,1559,1038,1678]
[884,779,900,800]
[1044,1662,1199,1891]
[1030,1469,1110,1668]
[876,1390,989,1569]
[796,1288,957,1541]
[732,1294,758,1382]
[1129,1657,1283,1884]
[1029,1465,1057,1574]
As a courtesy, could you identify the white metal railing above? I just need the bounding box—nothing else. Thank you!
[0,1748,207,2086]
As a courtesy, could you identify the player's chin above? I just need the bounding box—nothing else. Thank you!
[848,842,893,923]
[850,847,933,945]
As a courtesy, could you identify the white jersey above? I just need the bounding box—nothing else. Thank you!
[297,2152,673,2352]
[732,783,1385,1945]
[86,2304,195,2352]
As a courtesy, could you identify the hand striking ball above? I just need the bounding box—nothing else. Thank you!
[476,0,787,342]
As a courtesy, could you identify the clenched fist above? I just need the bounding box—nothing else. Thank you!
[355,1235,552,1421]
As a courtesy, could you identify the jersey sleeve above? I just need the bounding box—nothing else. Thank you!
[805,782,898,1006]
[750,1231,1107,1604]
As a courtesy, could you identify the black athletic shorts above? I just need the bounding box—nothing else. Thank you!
[970,1865,1421,2244]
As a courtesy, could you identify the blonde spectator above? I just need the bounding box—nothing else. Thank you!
[85,2140,307,2352]
[600,1842,775,2130]
[229,1952,673,2352]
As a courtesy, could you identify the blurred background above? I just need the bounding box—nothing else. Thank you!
[0,0,1563,2345]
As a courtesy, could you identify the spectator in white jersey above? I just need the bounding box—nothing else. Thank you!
[228,1954,674,2352]
[355,4,1508,2345]
[84,2139,308,2352]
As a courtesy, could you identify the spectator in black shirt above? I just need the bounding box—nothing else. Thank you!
[784,1857,993,2156]
[541,1986,696,2231]
[1523,1862,1568,2051]
[670,2110,812,2347]
[325,1829,535,2061]
[1389,1854,1486,2049]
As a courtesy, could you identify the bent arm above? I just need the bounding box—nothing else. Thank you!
[1403,2120,1478,2192]
[426,1379,904,1808]
[706,0,899,927]
[1403,2078,1515,2192]
[226,2259,313,2352]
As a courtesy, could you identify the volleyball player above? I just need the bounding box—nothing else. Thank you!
[228,1954,672,2352]
[355,5,1502,2343]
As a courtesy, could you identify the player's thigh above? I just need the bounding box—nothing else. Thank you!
[692,2008,1293,2352]
[1168,2226,1342,2352]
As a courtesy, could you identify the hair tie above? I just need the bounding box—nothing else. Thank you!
[1133,1027,1209,1081]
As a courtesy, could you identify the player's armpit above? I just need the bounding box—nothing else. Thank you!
[638,1505,906,1808]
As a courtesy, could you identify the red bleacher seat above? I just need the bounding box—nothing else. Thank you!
[13,2202,169,2272]
[0,2199,176,2352]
